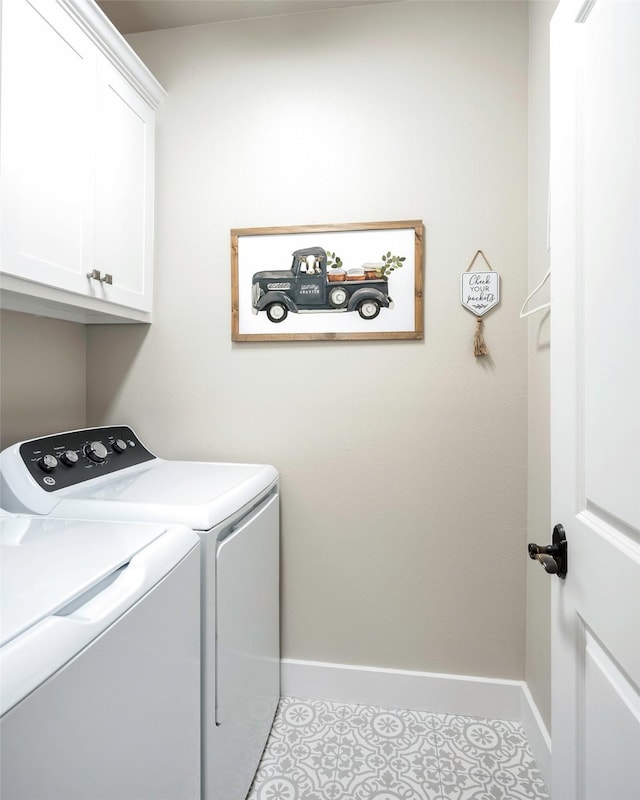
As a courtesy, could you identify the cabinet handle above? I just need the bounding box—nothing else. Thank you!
[86,270,113,285]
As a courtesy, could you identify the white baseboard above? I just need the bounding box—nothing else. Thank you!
[281,658,523,721]
[520,682,552,789]
[280,658,551,788]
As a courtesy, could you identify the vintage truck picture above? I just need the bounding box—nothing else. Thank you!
[251,246,404,323]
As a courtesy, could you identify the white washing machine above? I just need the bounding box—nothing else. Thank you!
[0,425,280,800]
[0,510,201,800]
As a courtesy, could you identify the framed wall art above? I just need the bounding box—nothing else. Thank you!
[231,220,424,342]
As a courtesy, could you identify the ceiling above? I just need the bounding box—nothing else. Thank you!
[97,0,401,35]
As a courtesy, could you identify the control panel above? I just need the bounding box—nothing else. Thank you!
[19,426,155,492]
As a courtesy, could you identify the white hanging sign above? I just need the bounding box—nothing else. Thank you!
[460,271,500,316]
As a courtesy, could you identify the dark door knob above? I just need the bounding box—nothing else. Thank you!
[528,523,567,579]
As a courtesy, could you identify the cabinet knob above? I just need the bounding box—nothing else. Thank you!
[101,273,113,285]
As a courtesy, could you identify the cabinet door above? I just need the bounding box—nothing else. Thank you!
[93,57,155,313]
[0,0,95,294]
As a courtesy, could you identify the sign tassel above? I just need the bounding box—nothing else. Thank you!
[473,317,489,357]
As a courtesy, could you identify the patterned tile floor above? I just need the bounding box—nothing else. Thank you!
[247,697,550,800]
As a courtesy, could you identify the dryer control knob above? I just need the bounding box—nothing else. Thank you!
[112,438,127,453]
[39,454,58,472]
[86,441,109,462]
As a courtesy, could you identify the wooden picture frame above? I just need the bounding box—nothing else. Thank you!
[231,220,424,342]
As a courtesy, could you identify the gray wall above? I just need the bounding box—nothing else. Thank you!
[526,0,556,733]
[0,311,86,450]
[86,1,529,679]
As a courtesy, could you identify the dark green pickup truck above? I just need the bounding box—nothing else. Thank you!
[251,246,394,323]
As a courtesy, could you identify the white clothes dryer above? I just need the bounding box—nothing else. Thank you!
[0,511,200,800]
[0,425,280,800]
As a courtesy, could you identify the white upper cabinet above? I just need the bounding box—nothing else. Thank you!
[93,56,155,312]
[0,0,165,323]
[1,0,95,296]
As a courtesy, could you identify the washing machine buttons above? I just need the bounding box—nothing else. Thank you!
[60,450,79,467]
[38,454,58,472]
[85,441,109,463]
[112,438,128,454]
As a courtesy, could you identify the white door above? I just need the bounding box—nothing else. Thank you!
[550,2,640,799]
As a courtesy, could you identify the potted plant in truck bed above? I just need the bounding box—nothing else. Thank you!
[326,251,346,282]
[363,252,405,279]
[379,252,405,277]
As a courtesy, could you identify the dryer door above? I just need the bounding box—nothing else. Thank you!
[215,493,279,727]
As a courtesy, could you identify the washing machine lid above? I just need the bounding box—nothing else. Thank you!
[52,460,278,530]
[0,515,166,648]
